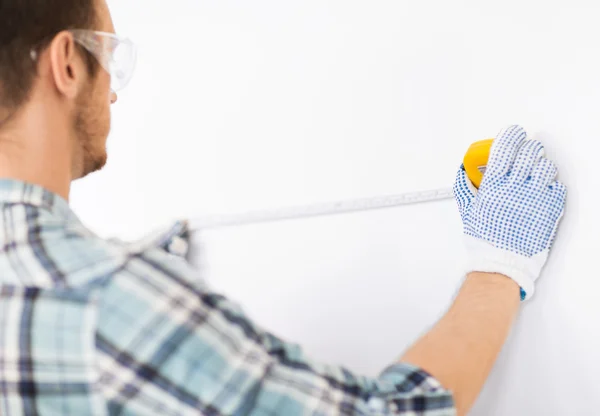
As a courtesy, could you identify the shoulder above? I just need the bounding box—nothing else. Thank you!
[33,217,201,290]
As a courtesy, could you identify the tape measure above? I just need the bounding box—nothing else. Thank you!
[189,139,494,231]
[463,139,494,189]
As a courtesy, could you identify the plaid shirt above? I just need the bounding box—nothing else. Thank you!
[0,179,456,415]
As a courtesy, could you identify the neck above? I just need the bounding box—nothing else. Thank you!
[0,100,74,201]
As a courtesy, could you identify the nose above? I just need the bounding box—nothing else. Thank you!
[110,90,118,104]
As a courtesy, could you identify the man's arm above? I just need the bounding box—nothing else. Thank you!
[401,272,520,415]
[94,250,457,416]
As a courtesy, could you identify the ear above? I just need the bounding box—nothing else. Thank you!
[48,31,86,99]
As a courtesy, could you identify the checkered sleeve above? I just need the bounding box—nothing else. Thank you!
[94,247,456,415]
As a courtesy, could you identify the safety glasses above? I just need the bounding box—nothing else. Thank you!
[70,30,137,92]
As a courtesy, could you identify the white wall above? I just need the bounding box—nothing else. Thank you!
[72,1,600,414]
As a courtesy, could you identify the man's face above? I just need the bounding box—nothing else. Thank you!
[72,0,117,179]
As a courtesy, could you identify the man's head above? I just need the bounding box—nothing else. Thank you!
[0,0,120,180]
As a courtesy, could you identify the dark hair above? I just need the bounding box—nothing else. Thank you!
[0,0,98,112]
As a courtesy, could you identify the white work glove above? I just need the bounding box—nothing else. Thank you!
[453,125,567,300]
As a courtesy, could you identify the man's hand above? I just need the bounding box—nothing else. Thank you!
[453,125,567,300]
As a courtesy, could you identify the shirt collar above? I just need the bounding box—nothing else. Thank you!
[0,179,76,222]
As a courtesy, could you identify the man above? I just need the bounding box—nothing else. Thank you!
[0,0,566,415]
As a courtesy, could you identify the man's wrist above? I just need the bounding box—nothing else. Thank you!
[465,272,521,302]
[464,236,541,300]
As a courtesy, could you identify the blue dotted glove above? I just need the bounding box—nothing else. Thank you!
[453,125,567,300]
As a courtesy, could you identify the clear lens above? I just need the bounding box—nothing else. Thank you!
[71,30,137,92]
[108,38,137,91]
